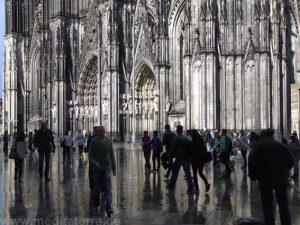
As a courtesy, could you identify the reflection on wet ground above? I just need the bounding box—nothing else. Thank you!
[1,143,300,225]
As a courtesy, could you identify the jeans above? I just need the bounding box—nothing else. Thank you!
[166,156,174,178]
[220,151,231,175]
[92,169,112,208]
[293,153,300,175]
[3,143,8,157]
[152,151,161,170]
[63,146,70,163]
[259,182,291,225]
[191,161,208,190]
[78,145,84,156]
[14,158,24,180]
[241,149,247,167]
[169,158,194,191]
[143,149,151,170]
[39,152,51,179]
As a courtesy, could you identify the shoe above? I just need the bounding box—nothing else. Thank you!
[45,177,50,182]
[106,206,113,217]
[205,183,210,192]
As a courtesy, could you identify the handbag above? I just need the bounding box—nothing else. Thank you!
[203,151,213,164]
[9,148,17,159]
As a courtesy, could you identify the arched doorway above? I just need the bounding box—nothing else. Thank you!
[77,56,98,133]
[134,62,157,135]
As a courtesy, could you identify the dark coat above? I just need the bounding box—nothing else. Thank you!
[33,128,55,153]
[248,137,294,184]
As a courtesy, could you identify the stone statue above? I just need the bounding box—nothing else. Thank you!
[166,98,172,113]
[128,98,133,114]
[154,95,159,113]
[51,104,57,119]
[74,104,79,119]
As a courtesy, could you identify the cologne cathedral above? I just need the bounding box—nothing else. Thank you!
[4,0,300,140]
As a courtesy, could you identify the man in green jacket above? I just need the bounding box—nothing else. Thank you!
[219,129,233,178]
[89,126,116,216]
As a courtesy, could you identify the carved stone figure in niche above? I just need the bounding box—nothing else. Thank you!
[128,98,133,114]
[102,99,109,115]
[74,103,79,119]
[121,97,128,113]
[154,95,159,113]
[80,105,84,118]
[85,106,90,116]
[51,103,57,119]
[166,98,172,113]
[143,98,149,114]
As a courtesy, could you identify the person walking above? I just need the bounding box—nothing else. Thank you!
[190,129,210,192]
[34,122,56,182]
[76,130,85,159]
[89,126,116,217]
[150,131,162,172]
[62,131,72,164]
[237,129,249,169]
[27,132,35,153]
[87,129,96,190]
[288,133,300,179]
[3,130,9,159]
[162,124,176,178]
[166,125,194,194]
[248,128,294,225]
[13,132,27,183]
[142,131,151,171]
[219,129,233,178]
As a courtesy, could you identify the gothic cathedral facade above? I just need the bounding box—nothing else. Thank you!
[4,0,300,140]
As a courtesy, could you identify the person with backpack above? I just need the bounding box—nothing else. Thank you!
[150,131,162,172]
[166,125,194,194]
[142,131,151,171]
[13,131,27,183]
[190,129,210,192]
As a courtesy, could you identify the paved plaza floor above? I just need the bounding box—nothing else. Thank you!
[1,143,300,225]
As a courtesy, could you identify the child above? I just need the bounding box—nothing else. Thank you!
[14,132,27,183]
[142,131,151,171]
[150,131,162,172]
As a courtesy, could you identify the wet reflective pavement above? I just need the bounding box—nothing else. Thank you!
[1,143,300,225]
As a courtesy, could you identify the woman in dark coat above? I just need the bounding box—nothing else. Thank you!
[190,129,210,192]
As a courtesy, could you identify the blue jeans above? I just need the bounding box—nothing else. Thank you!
[92,169,112,208]
[39,152,51,178]
[169,158,194,191]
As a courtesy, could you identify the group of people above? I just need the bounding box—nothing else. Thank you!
[142,125,299,225]
[3,123,116,217]
[3,121,300,223]
[142,124,211,194]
